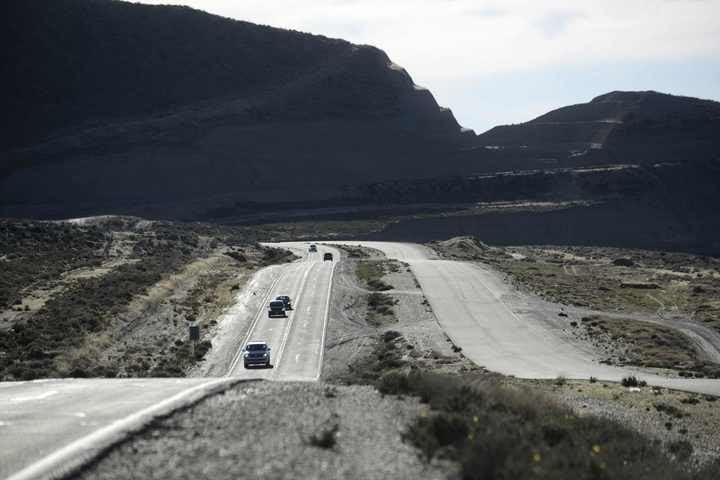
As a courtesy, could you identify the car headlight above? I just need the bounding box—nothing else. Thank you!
[243,353,249,358]
[263,353,268,358]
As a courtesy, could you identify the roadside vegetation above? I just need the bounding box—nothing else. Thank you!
[577,315,720,378]
[431,237,720,331]
[356,261,394,291]
[333,248,720,477]
[339,332,720,479]
[0,217,296,380]
[382,371,720,480]
[0,219,108,310]
[431,236,720,378]
[348,257,404,326]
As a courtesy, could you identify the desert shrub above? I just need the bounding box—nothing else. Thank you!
[367,293,396,314]
[367,278,393,291]
[0,220,107,309]
[654,403,687,419]
[621,376,646,387]
[0,248,191,380]
[260,246,295,265]
[308,423,339,449]
[668,440,693,461]
[391,371,688,480]
[225,251,247,263]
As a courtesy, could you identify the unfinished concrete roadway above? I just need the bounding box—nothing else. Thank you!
[327,241,720,397]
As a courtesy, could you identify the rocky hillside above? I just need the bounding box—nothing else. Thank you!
[474,91,720,169]
[1,0,472,219]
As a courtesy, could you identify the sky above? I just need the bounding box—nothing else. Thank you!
[136,0,720,133]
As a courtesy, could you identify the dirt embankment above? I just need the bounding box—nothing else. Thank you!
[77,381,447,480]
[0,217,295,380]
[321,244,475,383]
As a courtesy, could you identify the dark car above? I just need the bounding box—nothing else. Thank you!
[268,300,287,318]
[243,341,271,368]
[323,252,333,261]
[276,295,292,310]
[309,244,318,252]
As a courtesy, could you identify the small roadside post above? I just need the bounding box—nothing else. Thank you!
[189,325,200,357]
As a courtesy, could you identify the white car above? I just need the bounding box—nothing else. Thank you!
[243,341,271,368]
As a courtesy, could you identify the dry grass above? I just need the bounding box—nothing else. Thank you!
[432,239,720,334]
[356,260,394,291]
[578,315,720,377]
[377,370,720,479]
[0,218,298,380]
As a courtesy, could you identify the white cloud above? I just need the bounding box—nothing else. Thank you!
[135,0,720,77]
[134,0,720,129]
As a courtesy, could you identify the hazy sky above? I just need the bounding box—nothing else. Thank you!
[136,0,720,133]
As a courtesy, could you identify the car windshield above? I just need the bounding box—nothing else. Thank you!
[270,301,284,308]
[246,344,267,351]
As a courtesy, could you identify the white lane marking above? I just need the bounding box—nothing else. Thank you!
[74,412,86,418]
[226,267,287,375]
[0,420,9,427]
[10,390,58,403]
[273,261,317,374]
[315,253,339,380]
[295,354,301,364]
[7,379,238,480]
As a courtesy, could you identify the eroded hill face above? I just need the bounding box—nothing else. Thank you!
[1,0,472,219]
[475,91,720,168]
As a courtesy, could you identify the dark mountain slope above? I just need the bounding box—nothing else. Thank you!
[475,91,720,168]
[1,0,472,219]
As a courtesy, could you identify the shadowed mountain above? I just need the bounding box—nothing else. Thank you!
[473,91,720,169]
[358,92,720,254]
[1,0,473,219]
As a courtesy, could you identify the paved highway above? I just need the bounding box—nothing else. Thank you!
[0,378,236,479]
[225,243,338,380]
[1,243,338,479]
[329,241,720,396]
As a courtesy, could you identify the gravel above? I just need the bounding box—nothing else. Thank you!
[79,381,447,480]
[533,379,720,466]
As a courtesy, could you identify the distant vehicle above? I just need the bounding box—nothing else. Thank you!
[323,252,333,261]
[276,295,292,310]
[243,341,271,368]
[268,300,287,318]
[309,244,317,252]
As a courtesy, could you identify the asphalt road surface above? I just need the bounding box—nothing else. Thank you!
[225,243,338,380]
[328,241,720,396]
[1,243,339,479]
[0,378,231,479]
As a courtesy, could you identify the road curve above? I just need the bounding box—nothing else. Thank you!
[328,241,720,396]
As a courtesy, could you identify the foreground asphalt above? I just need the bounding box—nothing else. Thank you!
[328,241,720,396]
[0,378,230,479]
